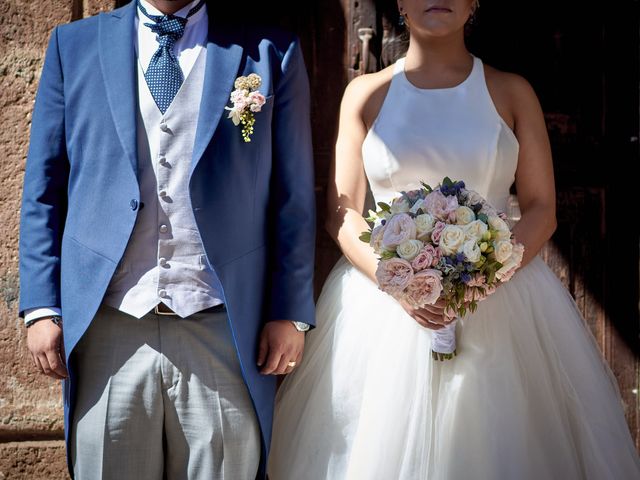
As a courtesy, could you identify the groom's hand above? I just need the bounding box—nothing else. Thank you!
[27,319,68,379]
[257,321,305,375]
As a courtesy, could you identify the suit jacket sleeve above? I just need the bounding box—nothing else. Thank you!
[266,36,316,326]
[19,26,69,317]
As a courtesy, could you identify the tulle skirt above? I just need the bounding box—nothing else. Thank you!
[268,256,640,479]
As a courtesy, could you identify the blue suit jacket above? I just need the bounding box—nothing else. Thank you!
[19,2,316,477]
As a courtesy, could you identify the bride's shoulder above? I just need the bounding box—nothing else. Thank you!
[482,63,541,127]
[483,63,539,104]
[341,65,395,128]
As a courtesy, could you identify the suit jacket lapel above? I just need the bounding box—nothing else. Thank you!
[191,22,245,175]
[98,2,138,175]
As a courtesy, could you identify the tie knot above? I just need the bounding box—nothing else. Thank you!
[145,16,187,45]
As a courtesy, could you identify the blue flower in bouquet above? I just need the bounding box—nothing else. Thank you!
[440,179,466,197]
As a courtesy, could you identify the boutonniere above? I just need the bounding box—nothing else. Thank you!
[225,73,267,143]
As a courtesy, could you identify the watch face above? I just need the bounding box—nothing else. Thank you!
[292,321,310,332]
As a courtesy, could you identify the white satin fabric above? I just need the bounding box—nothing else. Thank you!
[268,57,640,479]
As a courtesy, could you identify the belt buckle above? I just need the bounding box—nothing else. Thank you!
[154,304,177,316]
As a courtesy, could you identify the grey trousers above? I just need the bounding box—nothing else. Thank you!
[71,305,260,480]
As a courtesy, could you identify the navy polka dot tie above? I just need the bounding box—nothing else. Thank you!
[138,0,206,113]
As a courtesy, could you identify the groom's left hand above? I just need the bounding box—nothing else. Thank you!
[257,321,305,375]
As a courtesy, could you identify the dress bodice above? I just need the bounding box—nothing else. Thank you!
[362,56,519,212]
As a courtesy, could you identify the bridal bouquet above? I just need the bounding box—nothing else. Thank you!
[360,178,524,360]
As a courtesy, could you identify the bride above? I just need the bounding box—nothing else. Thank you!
[268,0,640,478]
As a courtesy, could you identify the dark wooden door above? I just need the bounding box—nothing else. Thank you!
[345,0,640,448]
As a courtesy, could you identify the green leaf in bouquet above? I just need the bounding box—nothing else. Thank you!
[487,270,496,284]
[477,213,489,224]
[364,209,378,224]
[359,231,372,243]
[485,260,502,272]
[442,177,454,187]
[469,301,478,313]
[379,250,397,260]
[459,305,467,317]
[377,202,392,213]
[420,181,433,193]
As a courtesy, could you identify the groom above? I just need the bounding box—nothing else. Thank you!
[19,0,315,478]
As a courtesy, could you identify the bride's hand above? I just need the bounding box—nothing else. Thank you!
[401,298,454,330]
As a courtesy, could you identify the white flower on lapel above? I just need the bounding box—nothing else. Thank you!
[225,73,266,142]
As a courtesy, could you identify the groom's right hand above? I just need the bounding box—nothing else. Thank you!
[257,321,305,376]
[27,319,68,379]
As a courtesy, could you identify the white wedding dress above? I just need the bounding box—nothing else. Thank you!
[268,57,640,479]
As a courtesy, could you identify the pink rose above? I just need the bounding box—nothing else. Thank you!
[466,273,487,288]
[249,91,266,112]
[381,213,417,250]
[411,244,439,271]
[405,269,443,307]
[411,248,433,271]
[432,245,443,266]
[422,191,459,221]
[375,258,414,295]
[231,89,249,109]
[430,221,447,245]
[464,282,497,303]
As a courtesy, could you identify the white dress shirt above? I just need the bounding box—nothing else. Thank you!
[24,0,209,324]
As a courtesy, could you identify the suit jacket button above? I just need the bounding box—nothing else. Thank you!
[130,199,138,210]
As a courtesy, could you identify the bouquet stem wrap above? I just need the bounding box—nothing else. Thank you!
[431,321,458,361]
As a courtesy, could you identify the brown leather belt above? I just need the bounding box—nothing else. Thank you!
[153,303,226,316]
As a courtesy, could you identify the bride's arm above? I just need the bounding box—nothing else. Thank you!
[325,77,379,283]
[325,75,448,329]
[510,76,558,267]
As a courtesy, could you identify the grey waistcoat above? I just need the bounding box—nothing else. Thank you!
[104,48,224,318]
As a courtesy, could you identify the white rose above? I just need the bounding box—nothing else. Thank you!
[462,240,482,263]
[397,239,424,261]
[409,198,425,214]
[455,206,476,225]
[414,213,436,239]
[496,243,525,281]
[464,220,488,242]
[439,225,466,255]
[369,224,386,254]
[494,240,513,263]
[489,216,511,240]
[390,197,411,214]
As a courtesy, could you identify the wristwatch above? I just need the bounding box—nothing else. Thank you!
[25,315,63,328]
[290,321,310,332]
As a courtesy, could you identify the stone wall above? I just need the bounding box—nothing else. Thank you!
[0,2,115,477]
